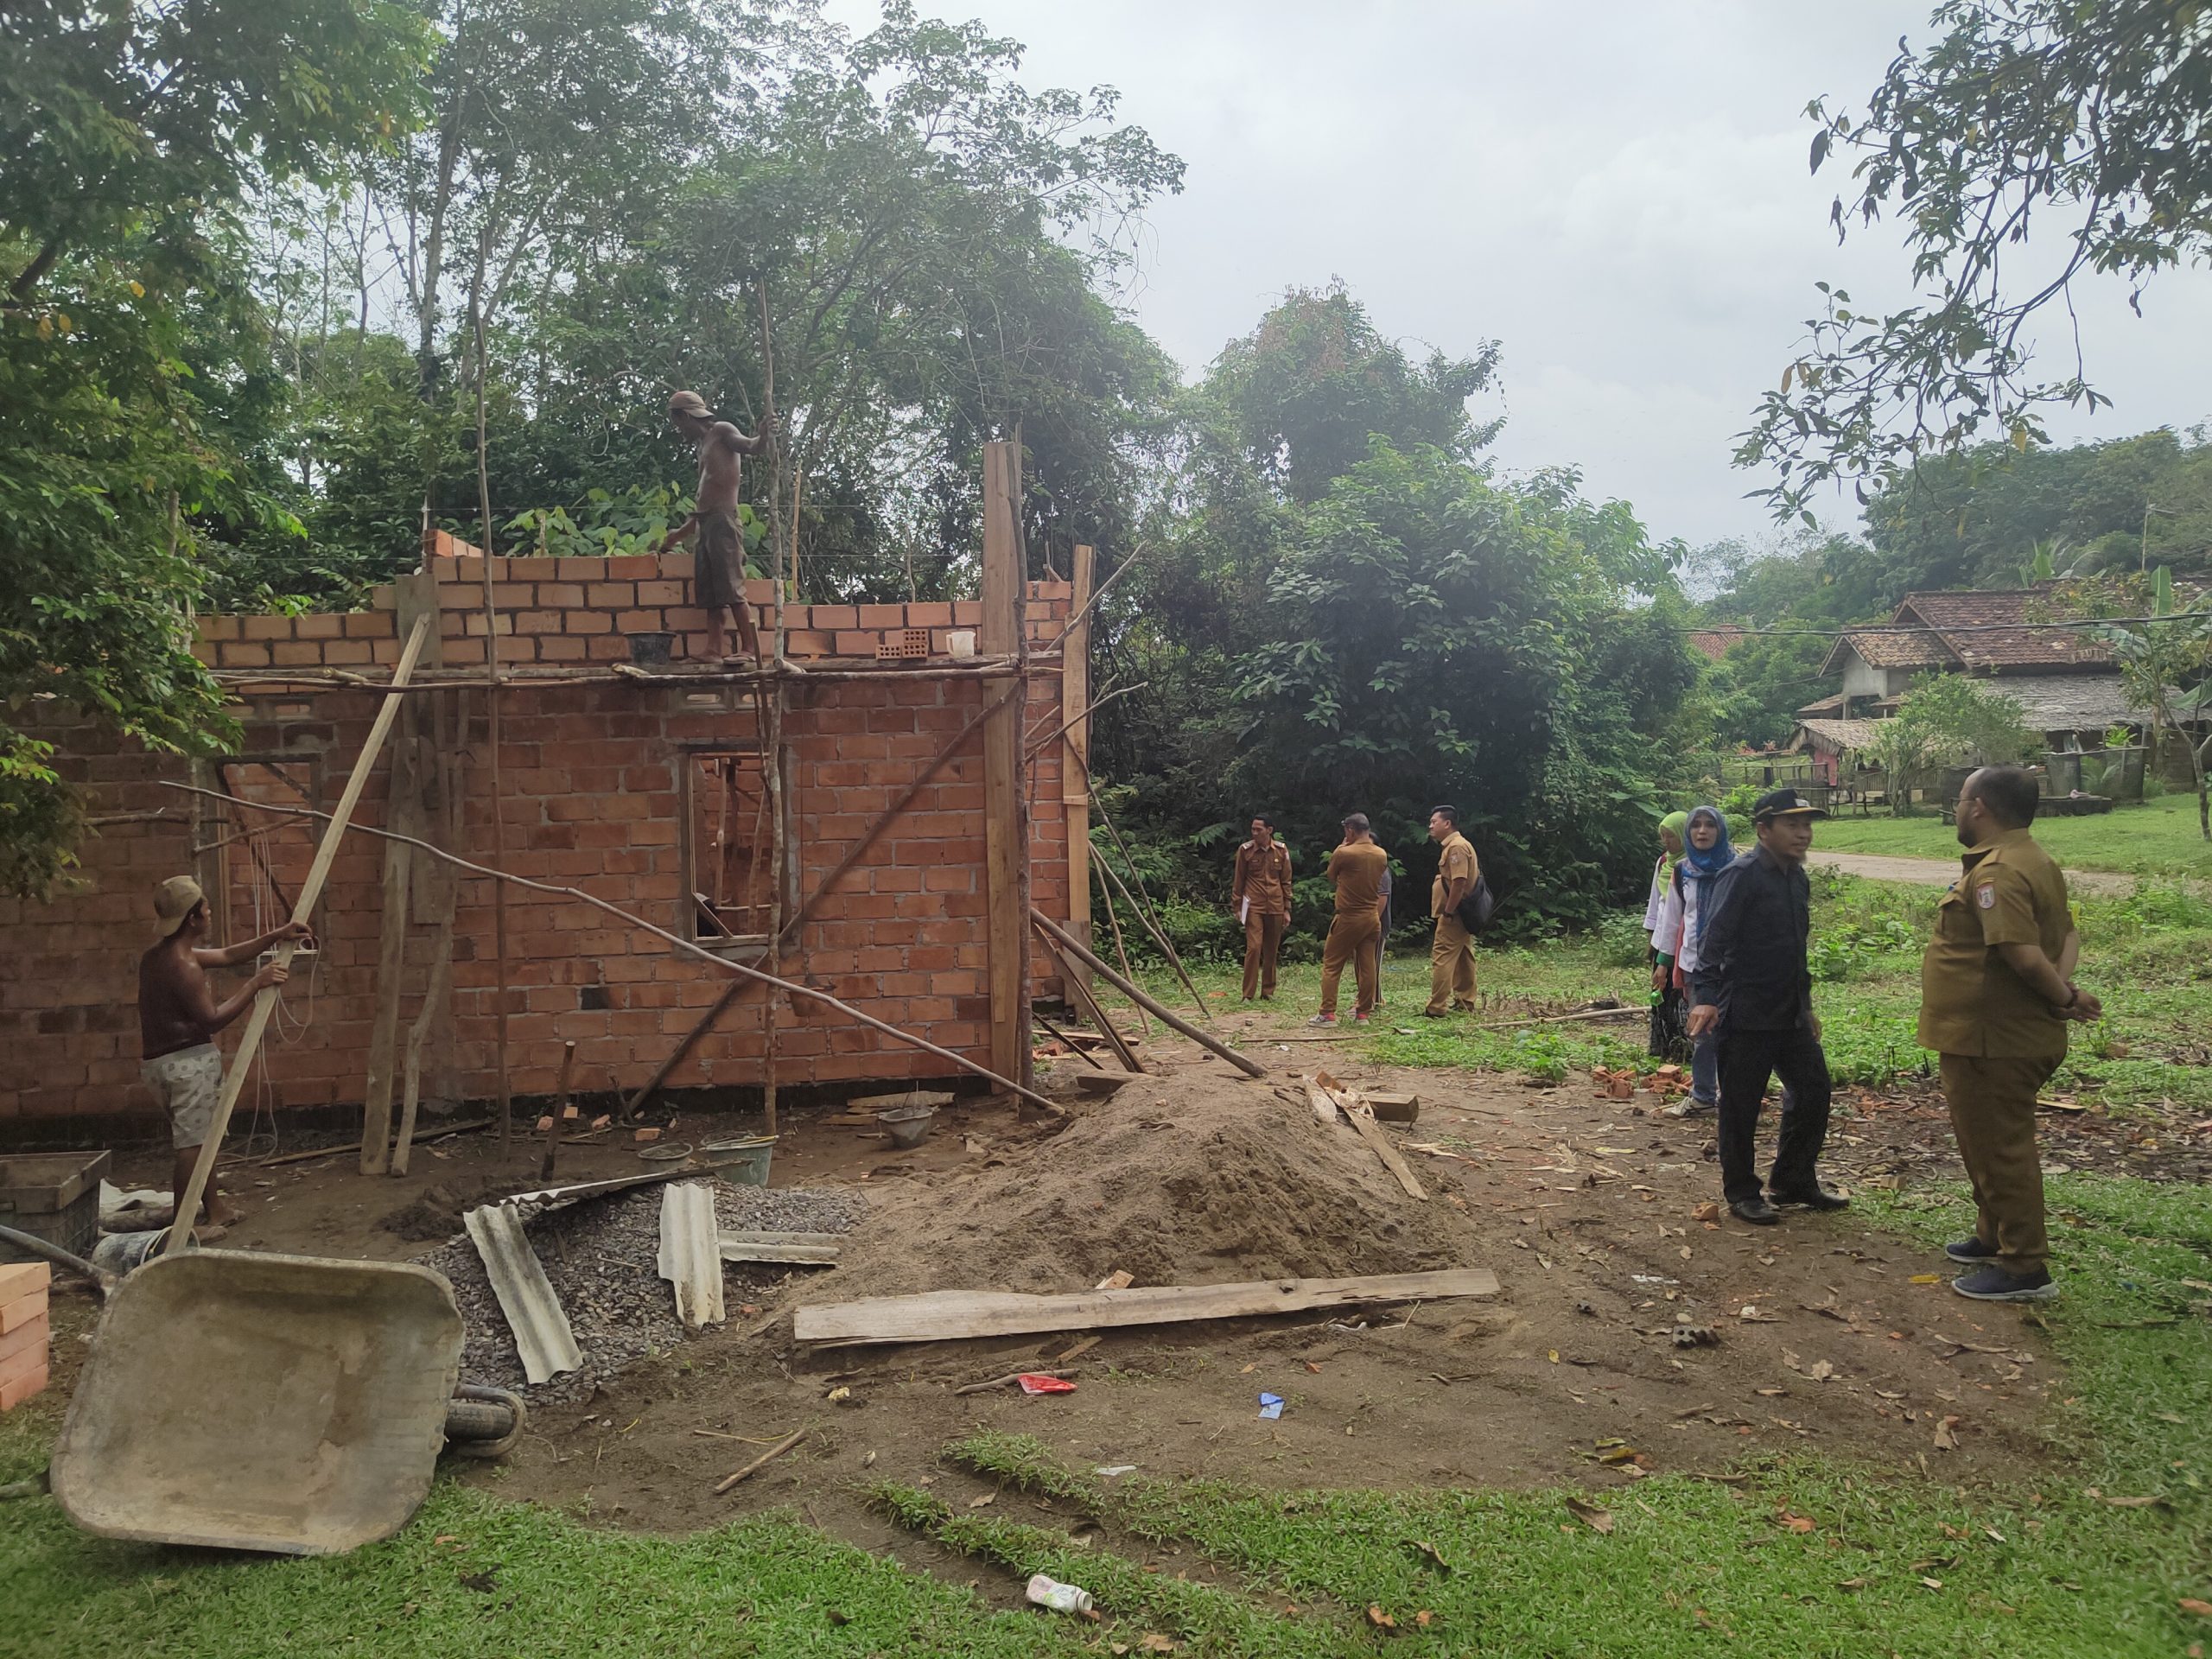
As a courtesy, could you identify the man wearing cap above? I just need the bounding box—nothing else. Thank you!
[1230,815,1293,1001]
[1687,791,1849,1225]
[1311,814,1387,1027]
[139,878,308,1230]
[657,391,774,664]
[1919,766,2100,1301]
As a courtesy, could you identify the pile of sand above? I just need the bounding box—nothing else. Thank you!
[821,1071,1491,1300]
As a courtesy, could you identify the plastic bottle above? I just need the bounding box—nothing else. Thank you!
[1025,1573,1094,1615]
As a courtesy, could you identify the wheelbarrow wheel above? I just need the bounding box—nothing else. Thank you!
[442,1383,527,1460]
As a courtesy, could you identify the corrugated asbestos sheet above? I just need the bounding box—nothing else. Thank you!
[658,1183,726,1330]
[463,1200,582,1383]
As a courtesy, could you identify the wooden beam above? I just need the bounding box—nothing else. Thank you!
[1031,908,1266,1080]
[620,684,1016,1118]
[1061,543,1095,998]
[793,1268,1502,1345]
[1029,920,1143,1074]
[980,439,1030,1088]
[163,614,433,1255]
[359,706,430,1174]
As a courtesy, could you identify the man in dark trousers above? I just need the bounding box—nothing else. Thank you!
[1920,766,2100,1300]
[1230,815,1293,1001]
[1687,790,1849,1225]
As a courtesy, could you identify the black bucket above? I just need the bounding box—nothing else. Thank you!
[627,631,676,665]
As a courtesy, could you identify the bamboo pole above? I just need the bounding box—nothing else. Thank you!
[473,243,513,1151]
[162,617,433,1255]
[156,779,1067,1116]
[1091,869,1152,1036]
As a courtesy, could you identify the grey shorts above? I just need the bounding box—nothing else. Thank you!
[695,512,747,608]
[142,1044,223,1149]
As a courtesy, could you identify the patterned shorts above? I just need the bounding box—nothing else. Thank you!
[142,1044,224,1149]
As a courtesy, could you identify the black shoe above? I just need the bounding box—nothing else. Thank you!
[1770,1184,1850,1211]
[1952,1264,2057,1302]
[1944,1236,1998,1262]
[1729,1197,1781,1226]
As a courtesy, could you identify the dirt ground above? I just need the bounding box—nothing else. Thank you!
[37,1007,2182,1580]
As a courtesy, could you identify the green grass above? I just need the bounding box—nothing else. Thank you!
[1140,869,2212,1119]
[880,1174,2212,1656]
[1811,797,2212,880]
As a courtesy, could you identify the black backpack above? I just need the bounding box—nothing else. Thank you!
[1453,869,1497,932]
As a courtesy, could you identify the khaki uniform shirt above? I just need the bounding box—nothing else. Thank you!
[1431,831,1478,919]
[1916,828,2074,1060]
[1325,841,1389,918]
[1231,839,1293,918]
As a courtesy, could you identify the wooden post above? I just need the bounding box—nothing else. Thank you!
[539,1040,575,1181]
[1062,544,1095,999]
[980,439,1031,1088]
[163,615,433,1255]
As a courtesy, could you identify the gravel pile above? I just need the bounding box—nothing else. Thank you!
[420,1180,866,1404]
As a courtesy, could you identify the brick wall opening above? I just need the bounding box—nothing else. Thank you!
[680,745,795,944]
[210,760,323,944]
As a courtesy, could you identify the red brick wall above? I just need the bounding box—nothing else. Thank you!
[0,560,1078,1142]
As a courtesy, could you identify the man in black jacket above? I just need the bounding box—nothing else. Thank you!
[1687,790,1850,1225]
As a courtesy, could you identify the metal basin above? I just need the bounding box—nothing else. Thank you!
[49,1250,463,1555]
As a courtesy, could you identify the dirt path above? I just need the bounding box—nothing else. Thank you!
[1814,849,2134,896]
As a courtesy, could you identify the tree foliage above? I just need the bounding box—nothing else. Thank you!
[1741,0,2212,518]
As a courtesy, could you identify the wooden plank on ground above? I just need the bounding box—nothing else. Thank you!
[464,1200,581,1382]
[1312,1073,1427,1201]
[717,1238,841,1266]
[793,1268,1499,1345]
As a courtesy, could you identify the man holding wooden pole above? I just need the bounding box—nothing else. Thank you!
[138,877,310,1232]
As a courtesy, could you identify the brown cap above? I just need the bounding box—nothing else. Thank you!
[668,389,713,422]
[152,875,205,941]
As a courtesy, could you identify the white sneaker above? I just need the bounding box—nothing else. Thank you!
[1664,1097,1717,1119]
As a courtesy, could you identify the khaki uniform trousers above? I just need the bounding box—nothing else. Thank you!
[1427,912,1478,1014]
[1241,909,1287,1000]
[1319,912,1380,1017]
[1940,1052,2060,1276]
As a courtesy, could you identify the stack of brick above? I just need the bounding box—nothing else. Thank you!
[189,550,1051,673]
[0,1262,48,1411]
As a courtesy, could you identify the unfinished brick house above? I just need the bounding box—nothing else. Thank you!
[0,449,1095,1150]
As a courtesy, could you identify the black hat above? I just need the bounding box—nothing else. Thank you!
[1751,788,1826,823]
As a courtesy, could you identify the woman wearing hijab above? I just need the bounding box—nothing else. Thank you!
[1644,812,1690,1059]
[1657,804,1734,1115]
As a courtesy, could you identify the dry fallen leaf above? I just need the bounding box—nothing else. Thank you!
[1415,1610,1434,1628]
[1305,1361,1323,1374]
[1407,1539,1452,1575]
[1807,1359,1835,1382]
[1365,1606,1397,1630]
[2179,1598,2212,1618]
[1565,1496,1614,1534]
[1910,1273,1942,1285]
[2103,1495,2169,1509]
[1693,1201,1720,1224]
[968,1492,996,1510]
[1138,1636,1177,1655]
[1922,1577,1944,1591]
[1777,1510,1815,1534]
[1933,1414,1961,1452]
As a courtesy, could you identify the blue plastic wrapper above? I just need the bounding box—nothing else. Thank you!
[1257,1392,1284,1420]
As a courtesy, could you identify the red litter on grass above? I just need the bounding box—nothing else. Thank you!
[1017,1374,1077,1395]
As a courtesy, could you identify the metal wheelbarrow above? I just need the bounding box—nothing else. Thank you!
[3,1224,524,1555]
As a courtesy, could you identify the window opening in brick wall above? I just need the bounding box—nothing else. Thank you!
[682,746,796,948]
[212,759,323,944]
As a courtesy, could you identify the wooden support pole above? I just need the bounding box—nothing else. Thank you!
[1030,909,1267,1081]
[162,615,433,1256]
[391,726,464,1177]
[1029,921,1142,1073]
[471,228,513,1153]
[1061,544,1095,1000]
[980,439,1031,1089]
[1092,865,1151,1036]
[539,1040,575,1181]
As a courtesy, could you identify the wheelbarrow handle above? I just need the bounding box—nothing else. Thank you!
[0,1224,115,1297]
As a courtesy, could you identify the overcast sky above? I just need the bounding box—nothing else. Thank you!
[828,0,2211,550]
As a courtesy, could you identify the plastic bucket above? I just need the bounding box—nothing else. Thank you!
[627,631,676,665]
[698,1136,776,1185]
[91,1228,194,1277]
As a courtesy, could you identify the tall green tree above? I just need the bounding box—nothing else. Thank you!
[0,0,428,896]
[1740,0,2212,518]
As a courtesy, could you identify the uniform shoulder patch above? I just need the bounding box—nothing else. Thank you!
[1976,884,1997,909]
